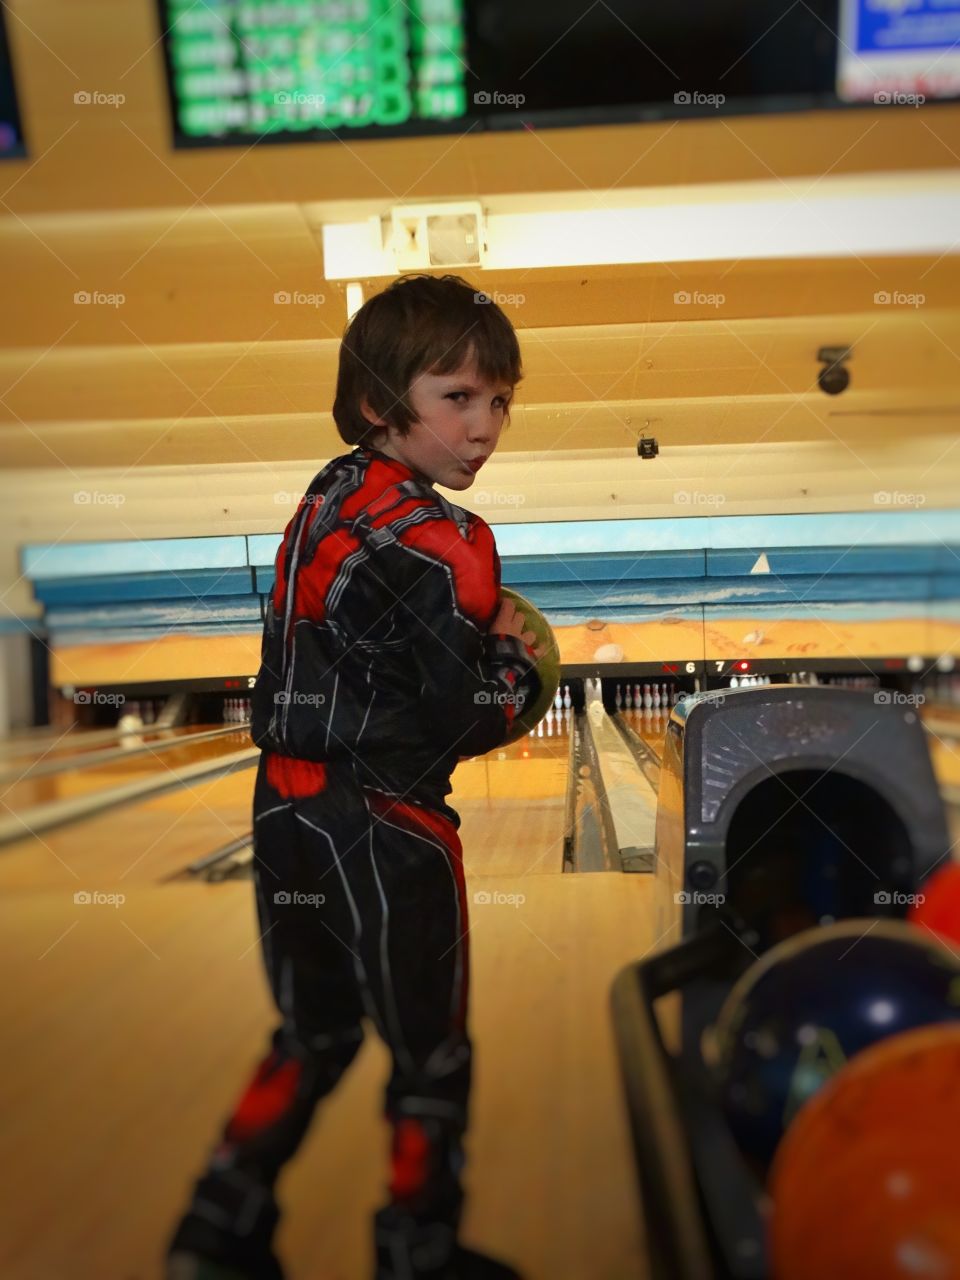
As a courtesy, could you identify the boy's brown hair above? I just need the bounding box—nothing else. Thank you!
[333,274,523,446]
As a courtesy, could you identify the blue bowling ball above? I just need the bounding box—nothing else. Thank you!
[704,919,960,1166]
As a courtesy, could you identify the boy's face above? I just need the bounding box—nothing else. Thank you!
[367,357,513,491]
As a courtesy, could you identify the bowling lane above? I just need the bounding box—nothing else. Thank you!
[0,726,251,813]
[618,707,670,762]
[453,711,573,877]
[0,722,233,777]
[1,718,571,892]
[0,871,653,1280]
[0,757,255,893]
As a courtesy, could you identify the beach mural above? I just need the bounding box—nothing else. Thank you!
[18,510,960,687]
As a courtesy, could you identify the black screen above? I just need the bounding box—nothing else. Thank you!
[157,0,945,149]
[0,2,25,157]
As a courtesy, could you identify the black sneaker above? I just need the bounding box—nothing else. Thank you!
[375,1234,522,1280]
[165,1171,285,1280]
[166,1254,284,1280]
[444,1245,523,1279]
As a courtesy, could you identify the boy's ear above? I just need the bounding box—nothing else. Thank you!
[360,397,388,428]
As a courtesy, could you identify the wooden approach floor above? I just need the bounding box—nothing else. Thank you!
[0,869,655,1280]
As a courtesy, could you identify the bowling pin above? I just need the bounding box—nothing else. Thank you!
[624,685,632,709]
[554,687,563,711]
[652,683,660,709]
[730,676,739,688]
[615,683,622,709]
[563,684,572,709]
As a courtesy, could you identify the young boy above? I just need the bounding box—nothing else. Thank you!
[166,275,543,1280]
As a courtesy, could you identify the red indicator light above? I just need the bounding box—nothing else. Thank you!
[738,661,750,671]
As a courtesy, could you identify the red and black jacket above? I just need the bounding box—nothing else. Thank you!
[251,446,542,819]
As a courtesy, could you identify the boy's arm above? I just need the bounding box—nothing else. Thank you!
[391,510,543,757]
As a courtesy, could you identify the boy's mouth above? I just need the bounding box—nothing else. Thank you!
[466,456,487,473]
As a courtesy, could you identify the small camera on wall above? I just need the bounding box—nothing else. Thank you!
[637,436,659,460]
[817,346,851,396]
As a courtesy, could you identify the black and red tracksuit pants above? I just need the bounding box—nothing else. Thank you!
[167,751,473,1278]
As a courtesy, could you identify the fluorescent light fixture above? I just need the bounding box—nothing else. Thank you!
[320,173,960,279]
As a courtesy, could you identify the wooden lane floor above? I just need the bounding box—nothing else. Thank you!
[0,754,255,893]
[0,722,573,892]
[453,719,572,878]
[0,723,233,773]
[0,871,656,1280]
[618,707,670,760]
[0,727,253,812]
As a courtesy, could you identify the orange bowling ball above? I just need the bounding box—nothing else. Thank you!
[768,1023,960,1280]
[909,862,960,947]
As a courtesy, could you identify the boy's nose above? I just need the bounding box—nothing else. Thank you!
[471,414,500,443]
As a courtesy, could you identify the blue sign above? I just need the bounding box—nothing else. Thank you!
[851,0,960,55]
[838,0,960,99]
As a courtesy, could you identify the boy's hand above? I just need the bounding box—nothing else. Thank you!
[488,595,547,660]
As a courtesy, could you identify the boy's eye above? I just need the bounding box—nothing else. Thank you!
[444,390,512,409]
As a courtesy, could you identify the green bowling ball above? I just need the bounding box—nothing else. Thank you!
[499,588,561,744]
